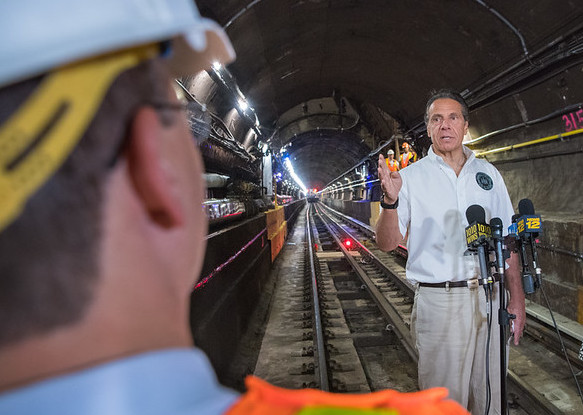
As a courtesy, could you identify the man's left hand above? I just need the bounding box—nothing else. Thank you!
[507,299,526,346]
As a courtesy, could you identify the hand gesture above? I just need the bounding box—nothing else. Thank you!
[508,300,526,346]
[378,154,402,203]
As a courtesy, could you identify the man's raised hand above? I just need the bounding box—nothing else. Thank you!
[377,154,402,204]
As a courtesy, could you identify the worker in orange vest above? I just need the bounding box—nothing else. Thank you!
[385,149,400,172]
[400,142,417,168]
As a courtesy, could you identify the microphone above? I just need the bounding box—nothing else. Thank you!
[505,213,520,253]
[514,207,535,293]
[465,205,492,285]
[490,217,507,279]
[517,198,543,292]
[507,213,535,293]
[517,199,542,238]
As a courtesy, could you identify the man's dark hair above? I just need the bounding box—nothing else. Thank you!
[0,59,173,347]
[424,89,469,124]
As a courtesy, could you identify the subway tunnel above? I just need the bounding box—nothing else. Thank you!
[179,1,583,410]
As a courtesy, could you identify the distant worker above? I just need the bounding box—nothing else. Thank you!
[400,142,417,168]
[385,149,400,172]
[0,1,469,414]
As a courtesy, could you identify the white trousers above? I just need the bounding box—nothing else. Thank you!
[411,284,507,415]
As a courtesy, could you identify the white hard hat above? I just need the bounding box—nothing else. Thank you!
[0,0,236,233]
[387,149,394,155]
[0,0,235,87]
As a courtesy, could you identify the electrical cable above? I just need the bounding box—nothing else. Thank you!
[484,283,493,415]
[539,283,583,406]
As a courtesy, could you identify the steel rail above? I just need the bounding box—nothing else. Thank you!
[306,204,329,391]
[315,201,573,415]
[313,205,418,364]
[320,202,583,354]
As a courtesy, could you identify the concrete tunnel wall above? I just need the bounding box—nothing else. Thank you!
[498,149,583,322]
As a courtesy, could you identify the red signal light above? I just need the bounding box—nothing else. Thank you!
[343,239,352,248]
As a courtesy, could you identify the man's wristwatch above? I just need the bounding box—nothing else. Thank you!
[380,194,399,209]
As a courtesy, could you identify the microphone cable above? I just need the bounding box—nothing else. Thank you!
[517,199,583,406]
[483,281,493,415]
[539,282,583,406]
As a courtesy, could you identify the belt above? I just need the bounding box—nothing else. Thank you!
[418,275,500,289]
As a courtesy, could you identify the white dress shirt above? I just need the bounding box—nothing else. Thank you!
[396,145,514,284]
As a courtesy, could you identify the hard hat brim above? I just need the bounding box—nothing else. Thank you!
[171,20,236,76]
[0,0,236,87]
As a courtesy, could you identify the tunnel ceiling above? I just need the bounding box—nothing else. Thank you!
[196,0,583,189]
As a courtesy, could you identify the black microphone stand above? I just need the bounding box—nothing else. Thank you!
[491,219,514,415]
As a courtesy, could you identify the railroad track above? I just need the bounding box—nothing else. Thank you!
[252,202,583,414]
[314,202,583,414]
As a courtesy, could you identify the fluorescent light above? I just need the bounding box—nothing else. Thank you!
[284,158,307,193]
[237,98,248,111]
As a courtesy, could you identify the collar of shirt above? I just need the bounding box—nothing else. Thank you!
[0,348,239,415]
[426,144,476,173]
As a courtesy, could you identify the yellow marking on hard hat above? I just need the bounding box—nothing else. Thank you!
[0,44,159,233]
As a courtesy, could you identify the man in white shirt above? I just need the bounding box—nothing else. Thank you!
[375,90,526,415]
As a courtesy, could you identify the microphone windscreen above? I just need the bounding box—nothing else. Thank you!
[518,198,535,215]
[512,213,521,222]
[466,204,485,224]
[490,217,503,229]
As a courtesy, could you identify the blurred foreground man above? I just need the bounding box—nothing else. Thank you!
[376,90,526,414]
[0,1,468,414]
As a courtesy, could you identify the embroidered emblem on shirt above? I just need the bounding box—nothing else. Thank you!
[476,172,493,190]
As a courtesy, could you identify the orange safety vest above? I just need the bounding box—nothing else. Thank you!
[399,152,415,169]
[226,376,470,415]
[385,158,399,172]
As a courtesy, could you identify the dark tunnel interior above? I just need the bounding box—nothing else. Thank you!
[185,1,582,322]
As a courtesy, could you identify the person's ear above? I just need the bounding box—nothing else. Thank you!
[124,106,184,229]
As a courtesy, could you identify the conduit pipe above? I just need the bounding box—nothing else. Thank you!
[475,127,583,157]
[473,0,531,63]
[466,103,583,146]
[204,173,230,189]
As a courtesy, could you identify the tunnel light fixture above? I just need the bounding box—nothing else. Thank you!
[283,158,307,193]
[237,98,248,111]
[321,176,379,195]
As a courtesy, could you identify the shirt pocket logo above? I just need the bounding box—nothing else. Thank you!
[476,172,493,190]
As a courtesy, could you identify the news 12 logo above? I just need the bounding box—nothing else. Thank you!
[517,215,542,235]
[465,222,492,246]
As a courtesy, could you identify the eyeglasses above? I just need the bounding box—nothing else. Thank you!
[107,99,212,168]
[150,99,211,144]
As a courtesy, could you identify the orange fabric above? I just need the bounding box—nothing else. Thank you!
[385,158,399,172]
[225,376,469,415]
[399,152,415,168]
